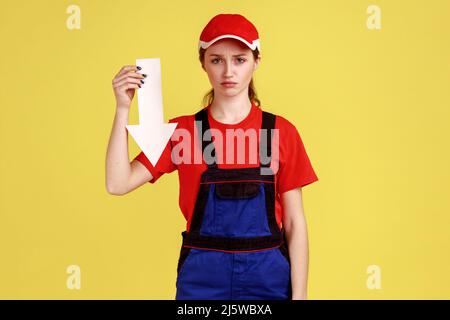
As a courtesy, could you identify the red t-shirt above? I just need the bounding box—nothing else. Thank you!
[133,102,319,231]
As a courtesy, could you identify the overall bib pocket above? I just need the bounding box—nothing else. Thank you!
[215,182,260,199]
[209,182,268,237]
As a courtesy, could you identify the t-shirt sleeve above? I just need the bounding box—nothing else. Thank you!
[276,117,319,194]
[132,119,178,184]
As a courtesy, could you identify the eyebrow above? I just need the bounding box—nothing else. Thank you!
[208,53,248,57]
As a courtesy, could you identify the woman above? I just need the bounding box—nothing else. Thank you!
[106,13,318,300]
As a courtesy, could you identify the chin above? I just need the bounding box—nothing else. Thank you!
[218,85,240,92]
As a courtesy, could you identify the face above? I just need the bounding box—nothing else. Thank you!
[202,38,260,97]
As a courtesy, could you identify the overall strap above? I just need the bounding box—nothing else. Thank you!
[195,108,218,169]
[260,111,276,168]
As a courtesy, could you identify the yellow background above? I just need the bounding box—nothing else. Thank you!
[1,0,449,299]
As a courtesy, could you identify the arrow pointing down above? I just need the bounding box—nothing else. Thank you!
[126,58,177,166]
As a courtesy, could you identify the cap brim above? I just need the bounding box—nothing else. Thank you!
[198,35,260,51]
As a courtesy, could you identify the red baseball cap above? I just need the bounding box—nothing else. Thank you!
[198,14,261,52]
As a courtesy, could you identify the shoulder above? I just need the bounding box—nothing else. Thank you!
[168,113,197,129]
[264,110,300,136]
[168,106,211,127]
[264,111,305,151]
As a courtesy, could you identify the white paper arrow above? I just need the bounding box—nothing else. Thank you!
[126,58,177,166]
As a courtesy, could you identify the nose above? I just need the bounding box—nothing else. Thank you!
[224,59,234,77]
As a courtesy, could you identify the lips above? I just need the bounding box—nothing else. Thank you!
[221,82,237,85]
[221,82,237,88]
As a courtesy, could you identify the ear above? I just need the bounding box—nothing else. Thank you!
[254,55,261,70]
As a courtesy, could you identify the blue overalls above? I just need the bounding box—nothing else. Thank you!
[175,108,292,300]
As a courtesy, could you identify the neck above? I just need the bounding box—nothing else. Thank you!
[210,95,252,125]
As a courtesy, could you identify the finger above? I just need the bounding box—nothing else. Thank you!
[117,82,141,92]
[114,65,141,79]
[113,76,144,89]
[114,65,134,78]
[113,71,146,85]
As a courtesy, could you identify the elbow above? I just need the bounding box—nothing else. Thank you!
[283,216,294,234]
[282,212,304,235]
[105,181,126,196]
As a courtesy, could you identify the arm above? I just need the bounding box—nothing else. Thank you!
[105,65,152,195]
[105,108,152,195]
[281,187,309,300]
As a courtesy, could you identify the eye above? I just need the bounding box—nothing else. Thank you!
[237,58,247,63]
[211,58,220,64]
